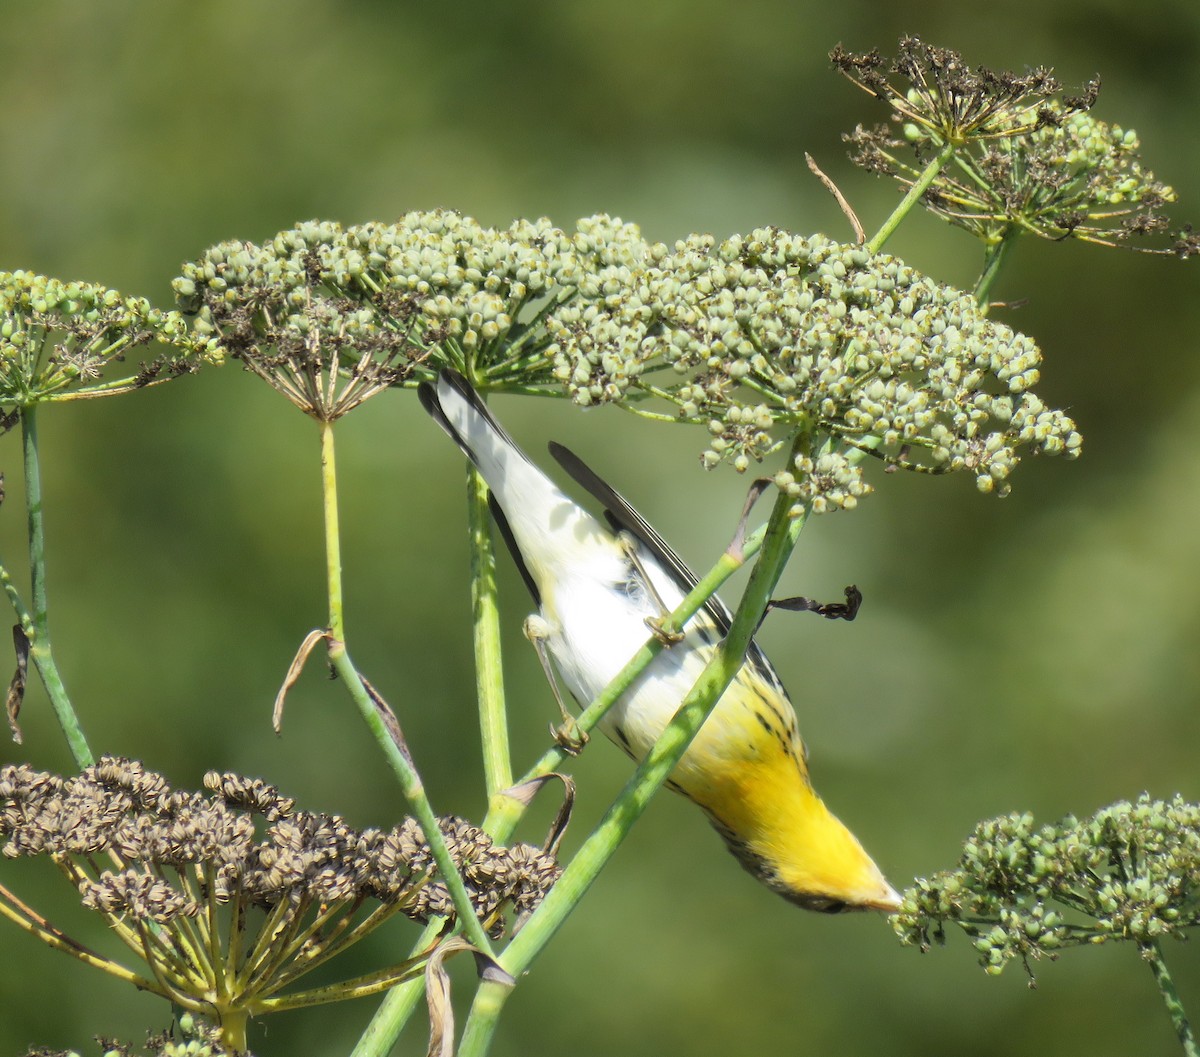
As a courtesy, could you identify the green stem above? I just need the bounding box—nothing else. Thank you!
[320,419,346,641]
[468,462,512,800]
[316,419,496,959]
[866,141,957,255]
[217,1009,249,1056]
[1142,940,1198,1057]
[351,521,773,1057]
[973,225,1021,310]
[21,405,94,768]
[458,471,809,1057]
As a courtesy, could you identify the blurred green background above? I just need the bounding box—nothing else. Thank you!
[0,2,1197,1055]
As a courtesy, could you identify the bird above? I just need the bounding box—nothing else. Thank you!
[419,369,901,913]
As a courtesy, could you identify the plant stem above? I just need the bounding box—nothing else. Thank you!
[21,405,94,768]
[457,474,808,1057]
[316,419,496,958]
[866,141,957,255]
[217,1009,249,1055]
[320,418,346,641]
[973,226,1020,310]
[1142,940,1199,1057]
[468,462,512,800]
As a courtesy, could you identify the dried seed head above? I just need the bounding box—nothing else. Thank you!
[2,757,559,932]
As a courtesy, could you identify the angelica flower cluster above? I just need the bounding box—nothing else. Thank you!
[546,227,1080,504]
[175,211,1080,505]
[893,795,1200,978]
[0,271,218,417]
[172,212,649,418]
[836,37,1192,254]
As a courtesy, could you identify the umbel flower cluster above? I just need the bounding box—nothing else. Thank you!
[176,212,1080,506]
[893,795,1200,978]
[834,37,1195,255]
[0,758,559,1038]
[0,271,220,419]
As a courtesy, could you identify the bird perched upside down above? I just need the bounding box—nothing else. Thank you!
[420,369,900,913]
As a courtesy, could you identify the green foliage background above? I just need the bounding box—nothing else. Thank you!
[0,3,1197,1055]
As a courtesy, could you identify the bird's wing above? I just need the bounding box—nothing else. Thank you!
[547,441,730,623]
[544,439,790,671]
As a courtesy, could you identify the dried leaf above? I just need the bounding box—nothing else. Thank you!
[360,673,415,768]
[272,628,327,732]
[425,936,515,1057]
[502,773,576,856]
[5,624,29,744]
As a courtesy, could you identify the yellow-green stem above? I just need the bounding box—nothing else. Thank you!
[867,141,957,255]
[218,1009,249,1055]
[973,226,1021,310]
[0,882,157,991]
[320,420,346,640]
[1142,940,1199,1057]
[21,405,94,768]
[467,462,512,798]
[316,419,495,958]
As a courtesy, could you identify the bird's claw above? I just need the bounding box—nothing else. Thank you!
[644,615,685,646]
[550,719,589,756]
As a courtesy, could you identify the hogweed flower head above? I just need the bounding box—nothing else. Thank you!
[172,212,650,417]
[0,271,220,420]
[894,795,1200,979]
[546,227,1081,504]
[177,211,1081,505]
[835,38,1193,255]
[0,758,559,1050]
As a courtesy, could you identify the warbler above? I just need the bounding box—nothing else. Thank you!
[420,369,900,913]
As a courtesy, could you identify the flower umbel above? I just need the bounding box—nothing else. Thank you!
[836,38,1191,254]
[893,795,1200,978]
[0,271,218,417]
[177,212,1082,502]
[172,212,651,415]
[0,758,559,1050]
[547,228,1081,502]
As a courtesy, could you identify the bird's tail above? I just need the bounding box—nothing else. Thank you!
[418,369,605,597]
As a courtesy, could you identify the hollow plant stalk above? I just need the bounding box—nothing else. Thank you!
[316,419,495,957]
[20,405,94,769]
[468,461,513,802]
[1141,940,1198,1057]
